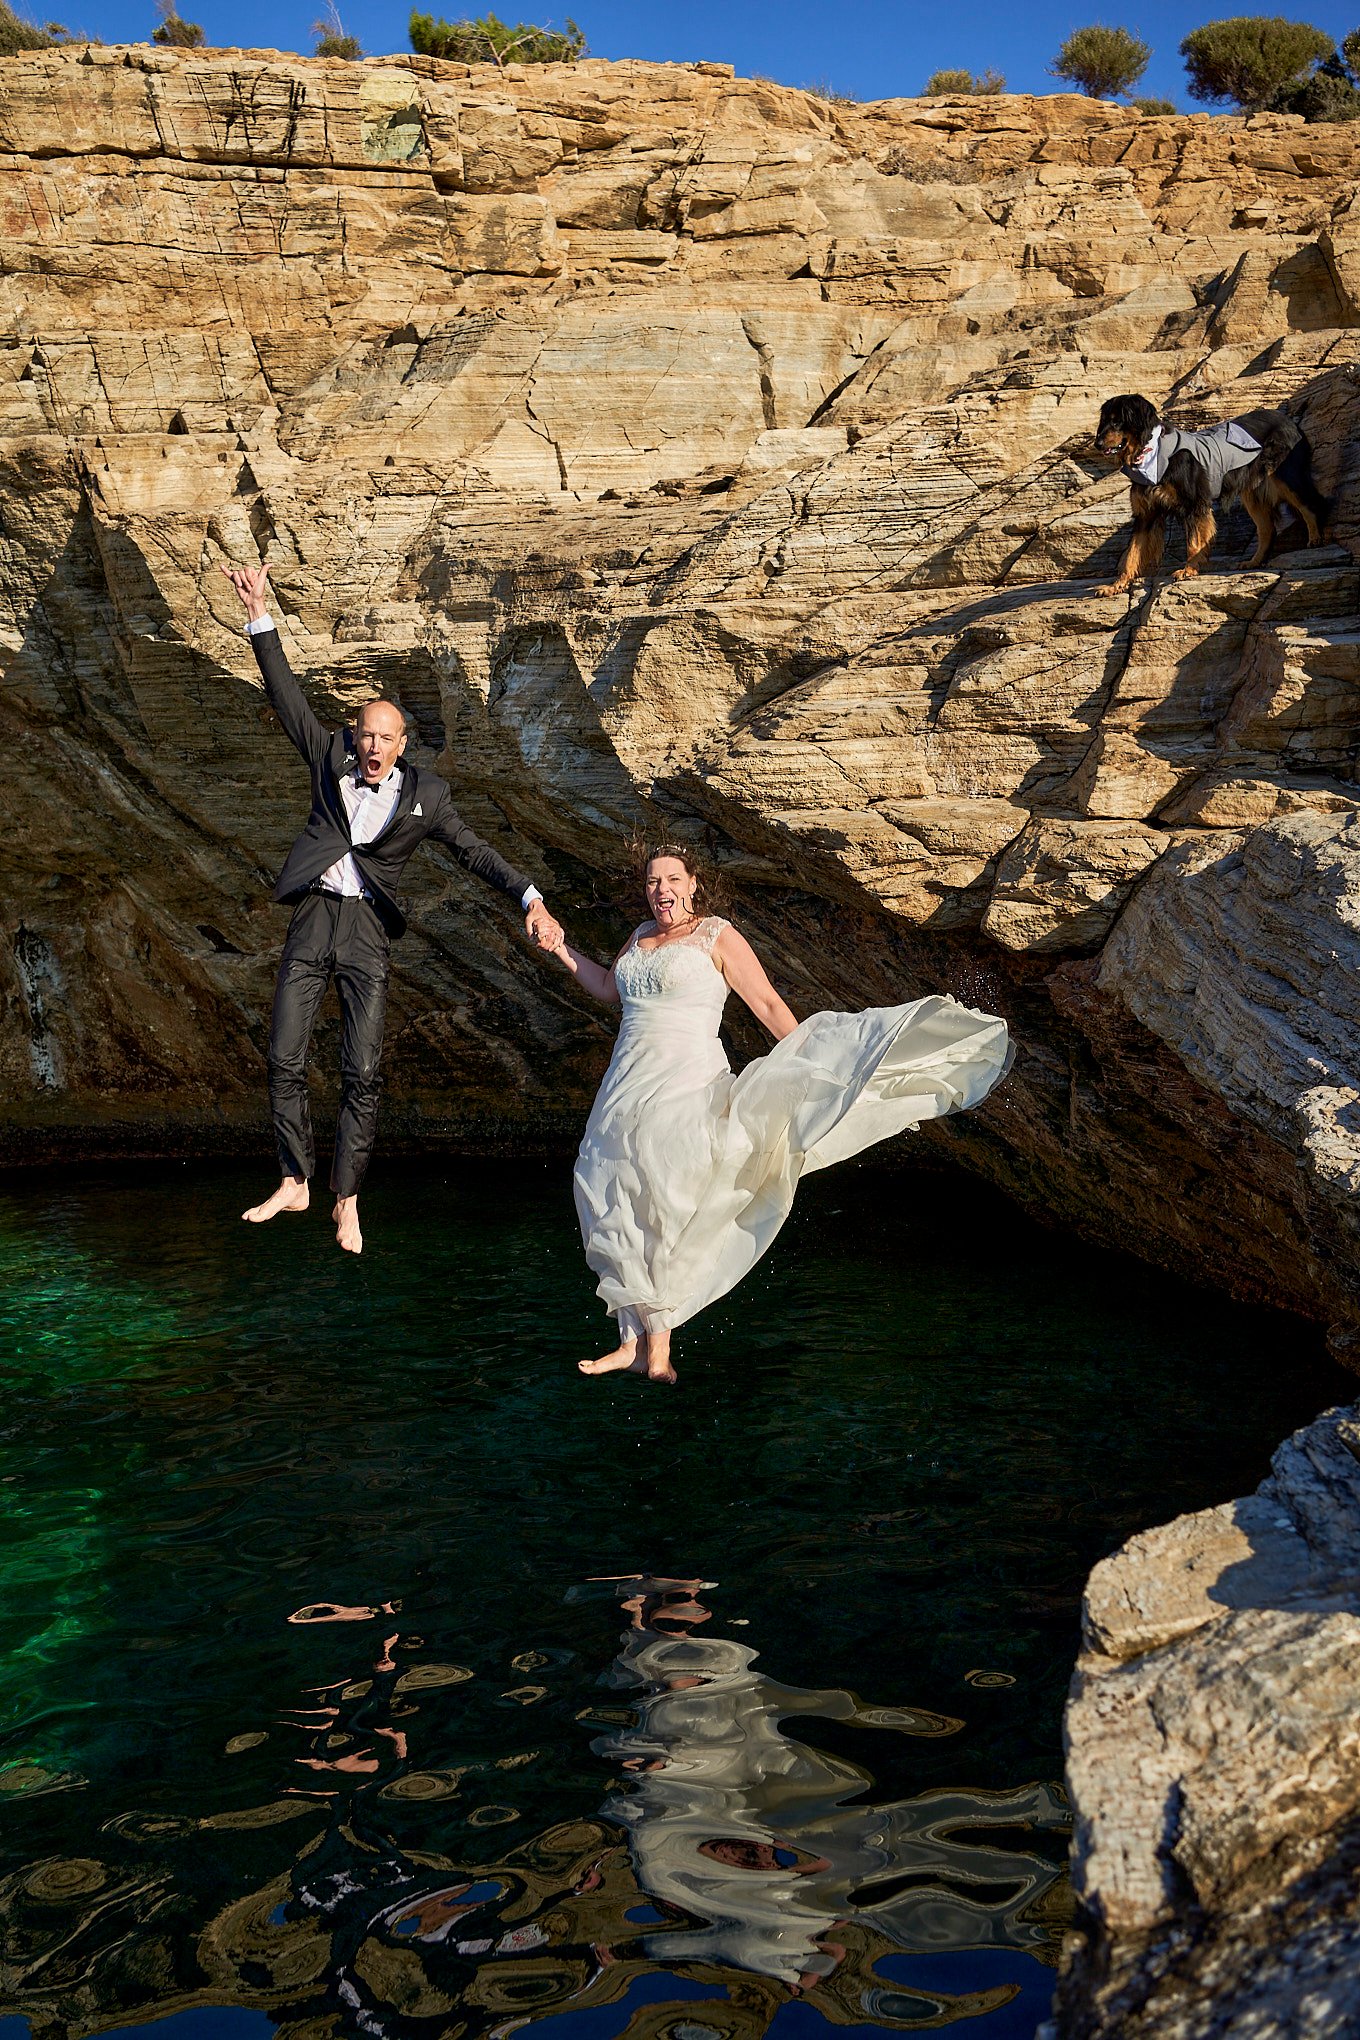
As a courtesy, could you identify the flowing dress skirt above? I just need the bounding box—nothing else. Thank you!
[574,993,1011,1340]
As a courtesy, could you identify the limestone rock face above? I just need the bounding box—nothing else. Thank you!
[2,47,1360,1348]
[1055,1402,1360,2039]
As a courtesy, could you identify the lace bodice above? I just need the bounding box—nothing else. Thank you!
[614,916,730,1015]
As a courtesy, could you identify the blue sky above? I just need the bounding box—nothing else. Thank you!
[49,0,1360,110]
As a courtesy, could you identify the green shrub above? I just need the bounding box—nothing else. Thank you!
[923,66,1006,94]
[152,0,205,44]
[1272,52,1360,119]
[1133,94,1178,111]
[1180,15,1333,109]
[0,0,65,49]
[408,9,586,64]
[313,4,360,55]
[1052,23,1151,97]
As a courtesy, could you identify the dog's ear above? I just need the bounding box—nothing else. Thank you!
[1121,394,1158,442]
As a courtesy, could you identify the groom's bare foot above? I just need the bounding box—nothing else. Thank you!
[333,1196,363,1255]
[579,1340,640,1376]
[645,1330,676,1386]
[243,1177,309,1223]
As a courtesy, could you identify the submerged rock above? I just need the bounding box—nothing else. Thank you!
[1054,1402,1360,2038]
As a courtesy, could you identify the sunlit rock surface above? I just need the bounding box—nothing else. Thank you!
[1054,1401,1360,2038]
[2,46,1359,1347]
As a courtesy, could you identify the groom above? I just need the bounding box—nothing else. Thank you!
[223,563,562,1255]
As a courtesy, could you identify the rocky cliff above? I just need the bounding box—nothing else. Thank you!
[2,46,1359,1347]
[1053,1399,1360,2038]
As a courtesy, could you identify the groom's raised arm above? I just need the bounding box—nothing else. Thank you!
[221,561,329,768]
[247,624,330,769]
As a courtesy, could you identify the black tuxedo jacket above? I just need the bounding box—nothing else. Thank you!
[251,626,531,938]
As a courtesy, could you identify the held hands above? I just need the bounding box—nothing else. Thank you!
[220,560,271,622]
[525,900,565,953]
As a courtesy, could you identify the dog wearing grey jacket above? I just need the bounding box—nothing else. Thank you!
[1092,393,1327,596]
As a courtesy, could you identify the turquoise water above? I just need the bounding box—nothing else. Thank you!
[0,1159,1345,2040]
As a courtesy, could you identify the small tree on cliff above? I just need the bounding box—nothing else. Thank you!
[1051,24,1151,97]
[1179,15,1334,110]
[152,0,205,43]
[923,66,1006,93]
[407,10,586,64]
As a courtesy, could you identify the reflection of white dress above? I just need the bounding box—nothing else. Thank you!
[572,917,1011,1340]
[596,1627,1068,1986]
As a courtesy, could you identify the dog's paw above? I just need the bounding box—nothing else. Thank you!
[1170,566,1201,582]
[1091,582,1128,598]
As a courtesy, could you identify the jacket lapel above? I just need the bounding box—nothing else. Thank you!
[326,735,356,842]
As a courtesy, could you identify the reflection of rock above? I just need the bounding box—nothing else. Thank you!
[1056,1401,1360,2038]
[3,47,1360,1345]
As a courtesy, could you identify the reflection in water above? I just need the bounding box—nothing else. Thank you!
[0,1583,1068,2039]
[591,1578,1069,2023]
[258,1583,1070,2037]
[0,1161,1346,2039]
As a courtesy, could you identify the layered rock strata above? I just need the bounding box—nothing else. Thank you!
[1053,1400,1360,2038]
[1,47,1358,1347]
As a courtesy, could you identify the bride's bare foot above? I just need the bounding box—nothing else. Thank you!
[333,1196,363,1255]
[579,1340,640,1376]
[243,1177,309,1223]
[644,1330,676,1386]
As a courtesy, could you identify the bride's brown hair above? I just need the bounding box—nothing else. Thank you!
[628,837,727,915]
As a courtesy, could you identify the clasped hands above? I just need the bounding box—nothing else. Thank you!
[525,900,566,954]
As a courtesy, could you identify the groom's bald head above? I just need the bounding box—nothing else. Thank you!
[354,698,408,781]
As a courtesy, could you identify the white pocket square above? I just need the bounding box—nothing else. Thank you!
[413,803,423,816]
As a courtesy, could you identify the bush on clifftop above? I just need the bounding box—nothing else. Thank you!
[0,1,67,49]
[1051,24,1151,97]
[1268,27,1360,120]
[313,3,361,56]
[408,9,586,64]
[152,0,204,43]
[923,67,1006,94]
[1180,15,1334,109]
[1272,51,1360,120]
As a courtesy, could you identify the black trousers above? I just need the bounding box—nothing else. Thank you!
[268,893,390,1198]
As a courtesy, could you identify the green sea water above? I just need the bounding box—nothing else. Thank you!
[0,1158,1345,2040]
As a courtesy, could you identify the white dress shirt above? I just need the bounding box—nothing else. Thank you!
[246,613,543,912]
[327,762,402,896]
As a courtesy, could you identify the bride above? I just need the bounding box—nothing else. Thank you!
[542,845,1011,1385]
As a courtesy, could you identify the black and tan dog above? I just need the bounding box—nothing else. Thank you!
[1092,392,1327,596]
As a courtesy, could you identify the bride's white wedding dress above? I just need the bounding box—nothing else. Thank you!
[573,917,1011,1344]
